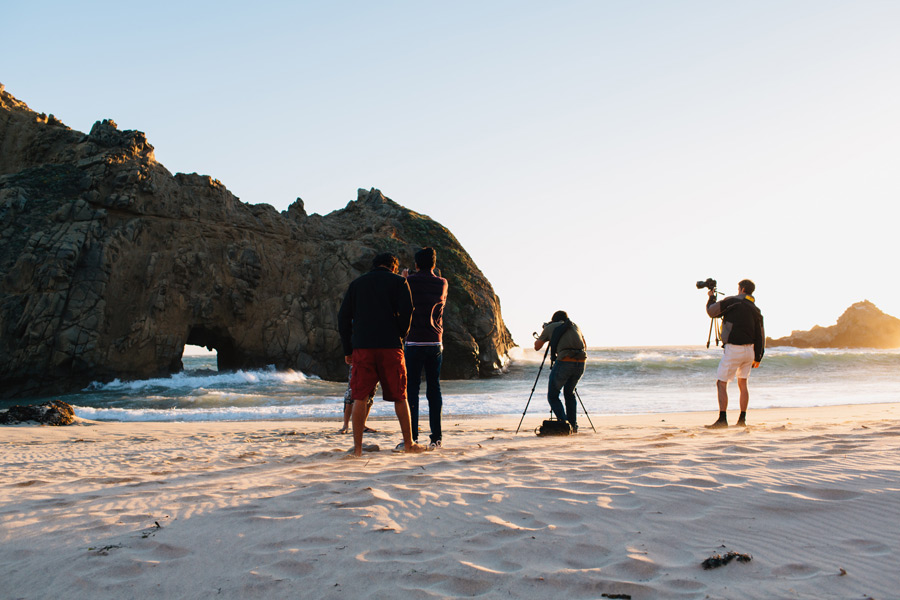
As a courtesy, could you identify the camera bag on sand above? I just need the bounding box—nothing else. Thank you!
[536,419,573,436]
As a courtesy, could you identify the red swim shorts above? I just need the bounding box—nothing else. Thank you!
[350,348,407,403]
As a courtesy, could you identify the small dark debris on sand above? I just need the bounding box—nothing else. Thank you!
[141,521,163,538]
[89,544,123,555]
[701,551,752,569]
[601,594,632,599]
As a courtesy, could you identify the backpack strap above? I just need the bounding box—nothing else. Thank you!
[549,319,572,364]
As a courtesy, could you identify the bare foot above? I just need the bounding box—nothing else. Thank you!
[406,443,426,454]
[343,450,362,459]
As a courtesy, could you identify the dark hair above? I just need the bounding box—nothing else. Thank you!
[415,247,437,270]
[372,252,399,272]
[551,310,568,322]
[739,279,756,295]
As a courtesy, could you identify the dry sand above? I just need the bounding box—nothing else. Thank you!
[2,404,899,599]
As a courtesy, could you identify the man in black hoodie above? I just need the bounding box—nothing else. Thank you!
[705,279,765,428]
[338,253,425,457]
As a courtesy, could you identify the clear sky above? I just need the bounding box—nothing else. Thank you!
[4,1,899,347]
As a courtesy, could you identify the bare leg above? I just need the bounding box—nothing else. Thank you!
[339,404,352,433]
[706,380,730,428]
[350,399,368,457]
[393,400,425,453]
[717,380,729,411]
[737,378,749,412]
[364,403,374,430]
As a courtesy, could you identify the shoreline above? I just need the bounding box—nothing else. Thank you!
[9,396,900,425]
[3,403,899,599]
[50,398,900,424]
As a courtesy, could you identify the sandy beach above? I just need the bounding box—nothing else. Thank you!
[2,403,899,599]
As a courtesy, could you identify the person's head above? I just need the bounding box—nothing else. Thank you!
[738,279,755,295]
[415,247,437,271]
[372,252,399,273]
[551,310,568,323]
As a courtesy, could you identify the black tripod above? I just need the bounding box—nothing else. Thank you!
[706,315,722,348]
[516,344,549,434]
[705,288,724,348]
[515,342,596,434]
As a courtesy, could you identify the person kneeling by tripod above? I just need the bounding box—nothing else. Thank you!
[534,311,587,432]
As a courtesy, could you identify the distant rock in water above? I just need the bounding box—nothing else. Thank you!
[0,84,514,399]
[766,301,900,348]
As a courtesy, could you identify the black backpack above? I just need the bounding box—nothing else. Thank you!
[536,419,573,436]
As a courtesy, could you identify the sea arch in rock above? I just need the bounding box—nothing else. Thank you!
[0,86,515,399]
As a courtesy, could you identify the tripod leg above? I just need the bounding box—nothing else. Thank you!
[574,388,596,433]
[516,345,550,434]
[515,388,537,435]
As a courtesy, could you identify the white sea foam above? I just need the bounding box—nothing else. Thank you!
[72,394,509,422]
[84,367,312,392]
[73,404,331,422]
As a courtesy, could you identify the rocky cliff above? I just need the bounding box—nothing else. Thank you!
[0,84,514,399]
[766,301,900,348]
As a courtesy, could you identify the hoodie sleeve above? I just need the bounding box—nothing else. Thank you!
[397,279,414,339]
[338,285,354,356]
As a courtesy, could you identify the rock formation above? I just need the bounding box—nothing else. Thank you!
[766,301,900,348]
[0,84,514,399]
[0,400,76,426]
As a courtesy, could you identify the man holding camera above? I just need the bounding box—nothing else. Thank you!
[534,311,587,432]
[705,279,765,428]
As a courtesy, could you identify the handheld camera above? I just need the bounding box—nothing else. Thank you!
[695,278,717,291]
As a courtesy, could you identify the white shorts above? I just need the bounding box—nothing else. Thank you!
[716,344,754,382]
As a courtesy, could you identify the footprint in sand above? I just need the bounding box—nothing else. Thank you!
[596,490,643,511]
[457,557,523,574]
[409,572,496,597]
[558,541,614,570]
[770,484,863,502]
[258,558,315,578]
[771,563,821,580]
[612,459,660,470]
[605,554,663,580]
[841,538,891,556]
[362,546,440,563]
[145,542,191,560]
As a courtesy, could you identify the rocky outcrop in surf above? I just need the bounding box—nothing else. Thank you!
[766,301,900,348]
[0,400,76,425]
[0,84,514,399]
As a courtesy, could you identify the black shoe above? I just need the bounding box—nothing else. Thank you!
[706,419,728,429]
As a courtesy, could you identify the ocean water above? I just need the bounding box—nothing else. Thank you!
[8,346,900,422]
